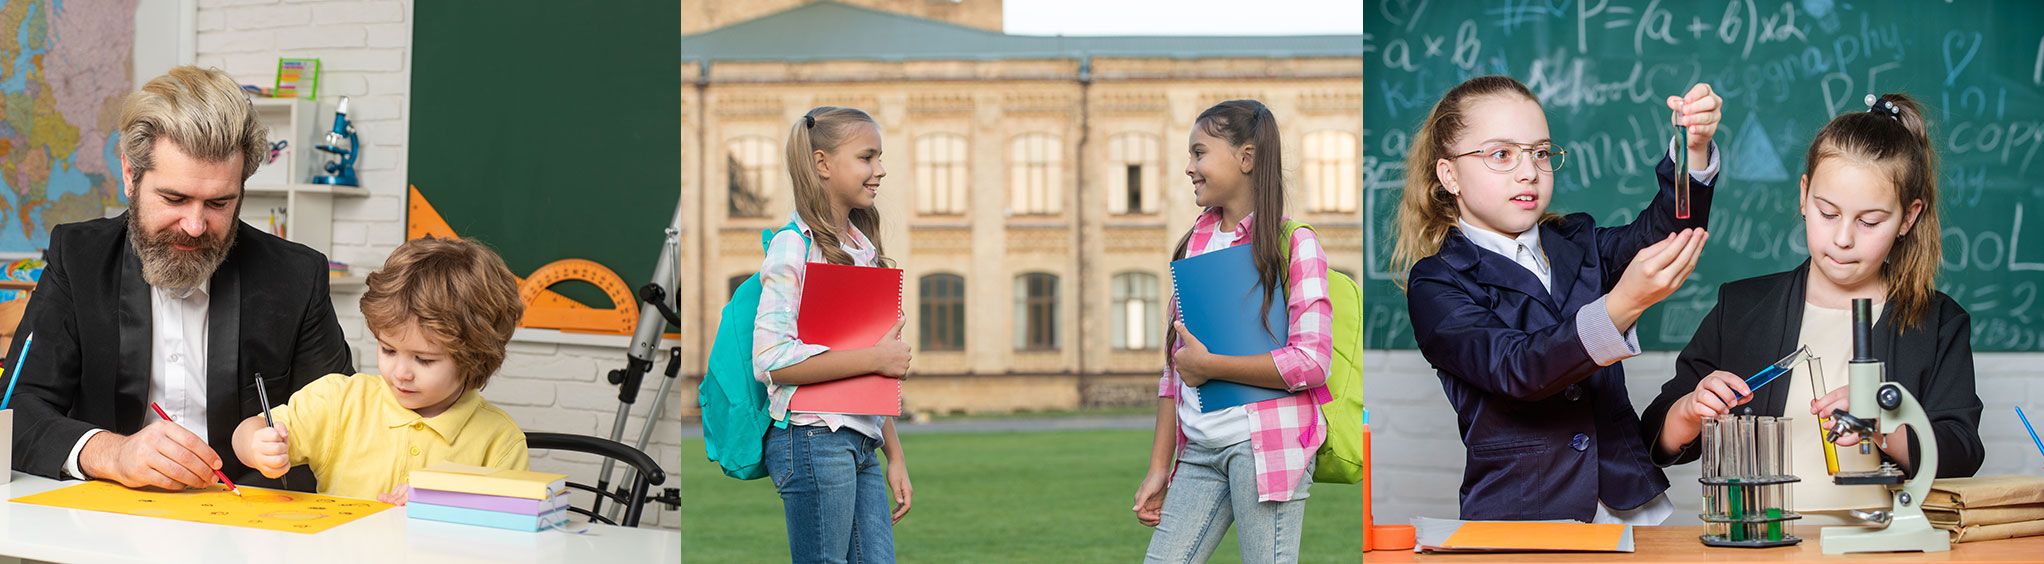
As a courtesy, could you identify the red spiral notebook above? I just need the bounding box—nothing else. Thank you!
[787,262,904,417]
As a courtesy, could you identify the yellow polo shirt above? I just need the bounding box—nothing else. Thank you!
[271,373,529,500]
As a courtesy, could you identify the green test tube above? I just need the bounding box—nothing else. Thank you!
[1728,478,1745,542]
[1768,507,1782,541]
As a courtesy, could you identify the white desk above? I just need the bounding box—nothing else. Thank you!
[0,473,679,564]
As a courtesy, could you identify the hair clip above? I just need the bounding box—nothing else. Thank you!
[804,114,816,129]
[1865,94,1901,118]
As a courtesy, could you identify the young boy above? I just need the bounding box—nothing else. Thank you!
[233,237,530,503]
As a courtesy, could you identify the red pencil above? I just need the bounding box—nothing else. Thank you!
[147,402,241,497]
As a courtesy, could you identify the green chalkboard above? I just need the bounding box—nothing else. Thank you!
[1366,0,2044,351]
[409,3,680,308]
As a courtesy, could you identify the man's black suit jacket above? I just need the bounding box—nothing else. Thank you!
[3,214,353,489]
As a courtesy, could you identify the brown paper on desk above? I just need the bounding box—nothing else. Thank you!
[1926,503,2044,528]
[1945,519,2044,544]
[1925,475,2044,508]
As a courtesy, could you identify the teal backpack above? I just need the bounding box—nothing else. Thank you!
[699,221,805,480]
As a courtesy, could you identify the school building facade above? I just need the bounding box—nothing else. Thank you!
[679,1,1363,418]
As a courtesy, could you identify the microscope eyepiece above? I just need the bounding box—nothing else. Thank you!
[1851,298,1875,362]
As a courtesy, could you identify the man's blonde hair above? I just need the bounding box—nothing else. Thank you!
[119,66,267,186]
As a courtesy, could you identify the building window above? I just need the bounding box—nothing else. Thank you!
[1111,272,1162,350]
[1125,165,1144,212]
[1013,273,1059,351]
[919,273,965,351]
[1009,133,1062,215]
[1303,130,1360,213]
[915,133,969,216]
[1106,132,1160,215]
[726,136,779,218]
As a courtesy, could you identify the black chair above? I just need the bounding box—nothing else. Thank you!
[524,432,667,527]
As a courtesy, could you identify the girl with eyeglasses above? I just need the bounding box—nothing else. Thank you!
[1389,75,1723,523]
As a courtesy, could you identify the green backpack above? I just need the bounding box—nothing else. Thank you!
[698,222,804,480]
[1284,220,1364,485]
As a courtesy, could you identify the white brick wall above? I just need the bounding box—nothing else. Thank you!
[197,0,681,529]
[1369,349,2044,527]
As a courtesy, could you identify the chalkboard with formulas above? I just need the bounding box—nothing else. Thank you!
[1365,0,2044,351]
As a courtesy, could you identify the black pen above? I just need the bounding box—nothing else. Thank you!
[255,372,288,489]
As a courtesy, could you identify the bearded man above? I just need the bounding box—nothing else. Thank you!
[3,66,352,491]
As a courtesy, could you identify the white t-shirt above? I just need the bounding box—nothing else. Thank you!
[1177,228,1254,448]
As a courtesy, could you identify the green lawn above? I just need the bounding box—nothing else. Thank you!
[682,428,1362,562]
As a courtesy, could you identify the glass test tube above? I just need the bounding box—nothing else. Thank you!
[1676,125,1692,219]
[1807,355,1840,475]
[1780,415,1795,540]
[1760,417,1784,541]
[1783,416,1794,540]
[1702,416,1721,538]
[1732,415,1751,541]
[1744,415,1760,542]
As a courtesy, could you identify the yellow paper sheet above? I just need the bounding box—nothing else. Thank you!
[10,480,392,534]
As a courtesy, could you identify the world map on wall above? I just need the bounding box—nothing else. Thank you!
[0,0,137,255]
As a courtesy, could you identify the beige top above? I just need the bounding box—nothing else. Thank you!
[1787,301,1891,516]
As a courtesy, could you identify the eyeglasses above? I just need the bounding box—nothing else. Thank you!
[1449,143,1568,173]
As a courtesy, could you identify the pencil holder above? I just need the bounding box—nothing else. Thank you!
[0,408,13,485]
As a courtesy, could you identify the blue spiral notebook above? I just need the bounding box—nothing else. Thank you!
[1171,244,1291,412]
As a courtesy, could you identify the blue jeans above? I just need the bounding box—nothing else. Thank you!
[765,424,894,564]
[1144,439,1314,563]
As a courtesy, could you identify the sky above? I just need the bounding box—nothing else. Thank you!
[1002,0,1364,36]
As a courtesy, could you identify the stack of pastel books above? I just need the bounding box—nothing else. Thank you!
[407,462,572,532]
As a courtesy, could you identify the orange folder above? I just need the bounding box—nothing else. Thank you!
[1427,520,1631,552]
[786,262,904,417]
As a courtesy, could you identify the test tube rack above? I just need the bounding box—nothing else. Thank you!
[1699,413,1803,548]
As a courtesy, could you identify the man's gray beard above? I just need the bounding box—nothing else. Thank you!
[128,203,236,291]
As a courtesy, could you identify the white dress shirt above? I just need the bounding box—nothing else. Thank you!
[63,282,212,479]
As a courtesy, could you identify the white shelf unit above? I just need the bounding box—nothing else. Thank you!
[244,97,368,291]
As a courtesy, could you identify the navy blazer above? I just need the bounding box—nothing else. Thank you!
[1406,155,1711,521]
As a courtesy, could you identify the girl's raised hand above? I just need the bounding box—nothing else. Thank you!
[1609,229,1709,331]
[1667,83,1723,165]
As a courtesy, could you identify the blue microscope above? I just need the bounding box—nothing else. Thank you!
[313,96,360,186]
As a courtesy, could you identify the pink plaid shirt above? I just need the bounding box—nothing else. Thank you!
[1160,209,1334,502]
